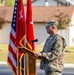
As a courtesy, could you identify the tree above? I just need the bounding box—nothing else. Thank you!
[4,0,15,6]
[1,0,27,6]
[0,0,3,3]
[0,17,7,29]
[23,0,27,5]
[55,12,70,30]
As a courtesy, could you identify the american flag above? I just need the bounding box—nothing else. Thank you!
[7,0,26,75]
[7,0,18,74]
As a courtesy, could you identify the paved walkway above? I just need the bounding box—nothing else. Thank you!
[36,62,74,68]
[0,62,74,68]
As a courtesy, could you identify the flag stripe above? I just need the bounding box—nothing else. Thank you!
[9,39,16,54]
[10,27,16,39]
[9,45,17,60]
[8,57,16,74]
[8,51,16,67]
[10,33,15,45]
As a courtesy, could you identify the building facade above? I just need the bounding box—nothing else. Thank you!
[0,6,74,46]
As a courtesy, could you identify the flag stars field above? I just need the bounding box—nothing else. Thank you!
[13,24,15,27]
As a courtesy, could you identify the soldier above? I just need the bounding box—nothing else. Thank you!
[34,20,66,75]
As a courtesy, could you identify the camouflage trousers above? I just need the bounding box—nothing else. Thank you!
[45,70,62,75]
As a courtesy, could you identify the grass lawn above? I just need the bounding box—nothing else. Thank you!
[36,45,74,64]
[0,44,74,64]
[0,44,8,61]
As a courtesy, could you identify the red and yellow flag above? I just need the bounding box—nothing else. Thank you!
[26,0,35,51]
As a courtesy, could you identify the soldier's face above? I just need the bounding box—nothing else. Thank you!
[46,25,52,34]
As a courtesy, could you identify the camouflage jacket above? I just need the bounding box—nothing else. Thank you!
[40,34,66,72]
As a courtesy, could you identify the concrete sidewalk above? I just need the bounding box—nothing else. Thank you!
[0,62,74,68]
[36,63,74,68]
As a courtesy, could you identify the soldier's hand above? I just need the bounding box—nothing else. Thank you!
[34,52,42,58]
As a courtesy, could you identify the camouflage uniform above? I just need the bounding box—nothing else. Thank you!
[40,34,66,75]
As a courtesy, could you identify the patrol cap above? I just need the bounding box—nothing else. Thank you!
[45,20,58,27]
